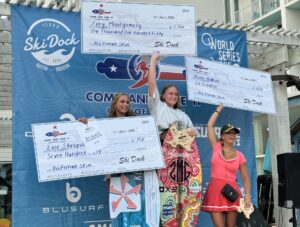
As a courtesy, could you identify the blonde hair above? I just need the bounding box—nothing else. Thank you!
[108,93,136,117]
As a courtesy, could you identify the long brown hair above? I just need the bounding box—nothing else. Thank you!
[160,84,180,109]
[108,93,136,118]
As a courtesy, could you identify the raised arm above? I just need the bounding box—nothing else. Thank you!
[148,51,161,97]
[207,103,224,149]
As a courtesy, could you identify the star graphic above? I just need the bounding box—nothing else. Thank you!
[237,198,254,219]
[110,65,117,72]
[166,125,195,151]
[110,175,141,211]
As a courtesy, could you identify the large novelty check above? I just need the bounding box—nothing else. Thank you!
[32,116,164,182]
[185,57,276,114]
[81,1,196,55]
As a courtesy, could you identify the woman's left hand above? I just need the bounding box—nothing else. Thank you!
[78,117,88,124]
[188,128,198,137]
[244,195,252,208]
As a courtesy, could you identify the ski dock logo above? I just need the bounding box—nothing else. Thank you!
[96,55,186,89]
[193,61,208,72]
[45,125,66,137]
[24,18,80,72]
[92,3,111,15]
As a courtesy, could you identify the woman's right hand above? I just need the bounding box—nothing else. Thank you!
[78,117,88,124]
[151,51,161,64]
[148,51,161,97]
[207,103,224,148]
[216,103,224,113]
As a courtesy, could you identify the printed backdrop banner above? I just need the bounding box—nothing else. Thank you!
[12,5,257,227]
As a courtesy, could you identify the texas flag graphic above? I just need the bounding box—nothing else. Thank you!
[96,55,186,89]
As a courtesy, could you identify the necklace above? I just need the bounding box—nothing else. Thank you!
[223,148,235,153]
[222,148,236,159]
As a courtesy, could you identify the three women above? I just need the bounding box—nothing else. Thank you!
[80,52,252,227]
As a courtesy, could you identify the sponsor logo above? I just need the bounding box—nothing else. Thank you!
[24,18,79,72]
[193,61,208,72]
[162,204,173,216]
[201,32,241,64]
[42,204,104,214]
[42,182,104,215]
[66,182,81,203]
[189,184,202,193]
[83,220,112,227]
[159,186,178,193]
[45,125,66,137]
[92,3,111,15]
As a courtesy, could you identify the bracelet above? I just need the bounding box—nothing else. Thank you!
[215,110,220,114]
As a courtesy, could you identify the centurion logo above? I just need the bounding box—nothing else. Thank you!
[24,18,80,72]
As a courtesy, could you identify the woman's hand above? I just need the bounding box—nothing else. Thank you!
[78,117,88,124]
[150,51,161,64]
[244,195,252,208]
[216,103,224,114]
[188,128,198,137]
[148,51,161,97]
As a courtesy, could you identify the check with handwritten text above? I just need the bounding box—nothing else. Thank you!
[81,1,196,55]
[32,116,164,182]
[185,57,276,114]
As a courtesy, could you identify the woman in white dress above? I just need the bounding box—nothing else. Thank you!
[147,51,197,141]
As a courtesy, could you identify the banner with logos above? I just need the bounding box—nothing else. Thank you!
[12,5,256,227]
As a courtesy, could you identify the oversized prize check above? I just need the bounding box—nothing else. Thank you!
[32,116,165,182]
[81,1,196,55]
[185,56,276,114]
